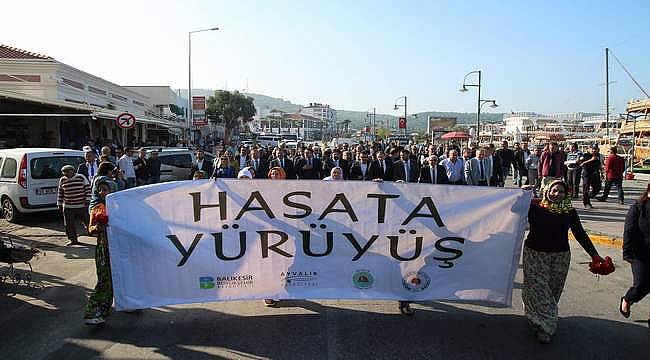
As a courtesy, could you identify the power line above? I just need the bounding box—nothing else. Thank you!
[609,49,649,97]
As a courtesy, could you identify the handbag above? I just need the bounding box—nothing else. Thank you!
[589,256,615,275]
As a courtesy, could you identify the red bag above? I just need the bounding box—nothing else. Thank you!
[589,256,615,275]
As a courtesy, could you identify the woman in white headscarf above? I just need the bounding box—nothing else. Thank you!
[323,166,344,181]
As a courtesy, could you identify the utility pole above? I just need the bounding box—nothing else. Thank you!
[605,47,610,139]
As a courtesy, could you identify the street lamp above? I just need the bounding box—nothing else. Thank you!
[460,70,497,143]
[188,26,220,145]
[394,96,407,134]
[366,107,376,141]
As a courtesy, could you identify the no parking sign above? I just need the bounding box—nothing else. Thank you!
[116,113,136,129]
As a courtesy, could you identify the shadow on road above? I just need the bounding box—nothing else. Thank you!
[24,299,649,360]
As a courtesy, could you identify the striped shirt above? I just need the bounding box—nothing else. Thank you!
[57,174,91,209]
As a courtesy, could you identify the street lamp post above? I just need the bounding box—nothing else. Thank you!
[188,26,219,145]
[460,70,498,144]
[394,96,407,135]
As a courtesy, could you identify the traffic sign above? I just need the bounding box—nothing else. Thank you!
[116,112,136,129]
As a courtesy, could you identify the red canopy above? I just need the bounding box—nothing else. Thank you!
[440,131,470,140]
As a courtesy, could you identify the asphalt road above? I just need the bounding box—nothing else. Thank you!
[1,210,649,360]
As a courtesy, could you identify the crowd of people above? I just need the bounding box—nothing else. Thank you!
[53,137,647,343]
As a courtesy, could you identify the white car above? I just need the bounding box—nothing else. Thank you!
[0,148,85,222]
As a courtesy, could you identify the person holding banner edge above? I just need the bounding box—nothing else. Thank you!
[522,179,612,343]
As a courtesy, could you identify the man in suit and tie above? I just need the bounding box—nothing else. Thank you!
[349,151,372,181]
[418,155,449,184]
[368,150,393,181]
[331,149,350,180]
[246,148,268,179]
[392,149,420,183]
[465,148,492,186]
[269,148,296,179]
[190,150,214,179]
[295,148,322,179]
[77,149,99,183]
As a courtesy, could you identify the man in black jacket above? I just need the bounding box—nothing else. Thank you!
[246,148,268,179]
[349,152,372,181]
[496,140,515,186]
[270,148,296,179]
[331,149,350,179]
[418,156,449,184]
[190,150,214,179]
[295,148,322,179]
[77,150,99,183]
[392,149,420,183]
[368,151,393,181]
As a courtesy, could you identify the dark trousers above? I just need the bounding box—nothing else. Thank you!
[624,260,650,304]
[478,180,488,186]
[450,180,465,185]
[601,178,624,202]
[63,207,89,242]
[582,175,601,205]
[567,167,581,198]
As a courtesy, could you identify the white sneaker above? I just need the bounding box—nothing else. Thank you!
[84,316,105,325]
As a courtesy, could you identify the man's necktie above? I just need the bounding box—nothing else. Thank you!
[89,164,94,178]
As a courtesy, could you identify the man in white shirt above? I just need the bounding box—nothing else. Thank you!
[440,149,465,185]
[118,147,136,188]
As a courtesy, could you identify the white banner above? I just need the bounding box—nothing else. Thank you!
[107,180,531,310]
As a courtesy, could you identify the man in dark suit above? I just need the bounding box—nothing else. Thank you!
[418,156,449,184]
[295,148,322,179]
[190,150,214,179]
[321,149,337,178]
[349,151,372,181]
[392,149,420,183]
[245,148,268,179]
[331,149,350,180]
[269,148,296,179]
[368,150,393,181]
[77,150,99,183]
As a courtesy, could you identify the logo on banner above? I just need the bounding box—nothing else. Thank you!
[215,273,254,288]
[281,271,319,287]
[199,276,215,289]
[352,269,375,289]
[402,271,431,292]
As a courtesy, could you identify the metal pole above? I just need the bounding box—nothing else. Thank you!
[188,32,192,145]
[373,107,376,141]
[404,96,407,135]
[605,48,610,140]
[476,71,482,145]
[632,113,637,171]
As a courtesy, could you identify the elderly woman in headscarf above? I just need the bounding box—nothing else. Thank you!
[522,179,605,343]
[323,166,344,181]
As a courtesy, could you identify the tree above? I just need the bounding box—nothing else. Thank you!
[206,90,256,143]
[375,127,391,139]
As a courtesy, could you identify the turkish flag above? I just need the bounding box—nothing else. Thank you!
[398,117,406,129]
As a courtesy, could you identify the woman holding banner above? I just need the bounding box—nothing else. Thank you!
[522,179,611,343]
[84,162,119,325]
[211,154,236,179]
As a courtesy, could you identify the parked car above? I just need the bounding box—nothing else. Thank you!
[137,148,215,182]
[0,148,85,222]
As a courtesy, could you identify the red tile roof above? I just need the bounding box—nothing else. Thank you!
[0,45,54,60]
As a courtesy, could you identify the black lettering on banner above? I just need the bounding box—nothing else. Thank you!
[258,230,293,258]
[212,232,247,261]
[300,230,333,257]
[318,193,358,222]
[190,192,227,222]
[433,237,465,268]
[283,191,312,219]
[401,197,445,227]
[367,193,400,223]
[167,233,203,267]
[388,235,423,261]
[343,233,379,261]
[235,191,275,220]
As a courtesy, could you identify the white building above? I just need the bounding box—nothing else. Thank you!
[0,44,183,148]
[300,103,337,136]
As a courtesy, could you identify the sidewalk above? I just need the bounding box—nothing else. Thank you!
[571,173,649,248]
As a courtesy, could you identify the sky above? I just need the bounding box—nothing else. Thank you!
[1,0,649,115]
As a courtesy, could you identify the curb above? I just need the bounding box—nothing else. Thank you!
[569,232,622,248]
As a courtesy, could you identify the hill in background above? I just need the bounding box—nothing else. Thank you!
[177,89,504,130]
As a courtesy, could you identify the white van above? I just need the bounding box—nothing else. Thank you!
[0,148,85,222]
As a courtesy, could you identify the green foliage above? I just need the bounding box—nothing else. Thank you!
[206,90,257,127]
[375,127,391,139]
